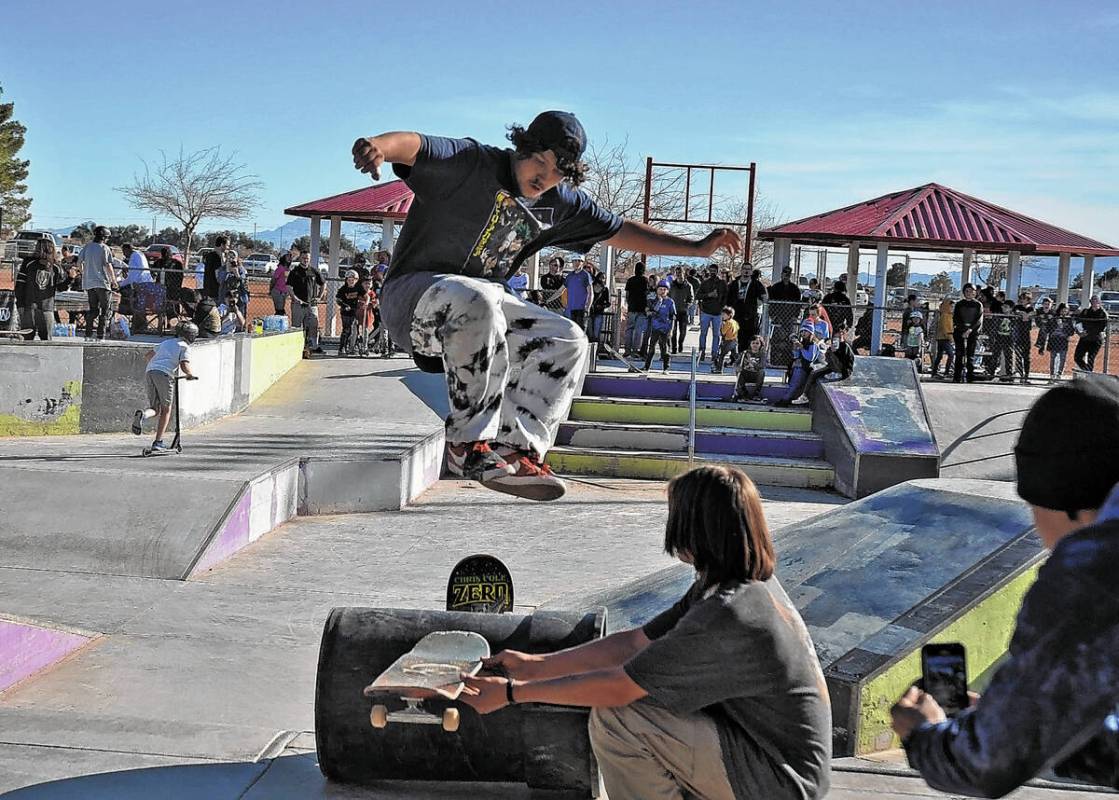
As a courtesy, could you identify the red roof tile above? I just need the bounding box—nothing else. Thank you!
[284,180,414,222]
[760,183,1119,256]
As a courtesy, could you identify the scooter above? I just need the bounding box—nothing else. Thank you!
[142,375,197,456]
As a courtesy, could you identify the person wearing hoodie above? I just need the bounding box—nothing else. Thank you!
[15,238,75,340]
[931,298,955,378]
[668,266,694,354]
[644,280,676,374]
[893,380,1119,797]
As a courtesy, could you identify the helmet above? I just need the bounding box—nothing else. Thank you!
[346,269,359,279]
[176,320,199,344]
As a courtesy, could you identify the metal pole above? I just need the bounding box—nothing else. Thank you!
[744,162,756,266]
[688,347,697,467]
[707,167,715,226]
[643,157,653,268]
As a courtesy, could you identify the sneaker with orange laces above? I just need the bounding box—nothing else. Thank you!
[484,446,567,502]
[446,441,515,483]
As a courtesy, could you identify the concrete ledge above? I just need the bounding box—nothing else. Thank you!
[0,617,93,694]
[298,429,445,515]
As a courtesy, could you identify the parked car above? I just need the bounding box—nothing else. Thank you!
[854,289,869,306]
[1098,291,1119,316]
[145,243,181,264]
[5,229,59,262]
[243,252,279,276]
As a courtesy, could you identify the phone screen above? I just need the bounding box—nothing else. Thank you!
[921,643,968,717]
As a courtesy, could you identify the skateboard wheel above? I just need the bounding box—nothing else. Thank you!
[442,707,460,733]
[370,705,388,729]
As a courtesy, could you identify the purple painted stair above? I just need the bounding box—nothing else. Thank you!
[583,373,786,403]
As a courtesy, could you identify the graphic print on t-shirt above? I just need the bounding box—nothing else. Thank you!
[466,190,552,280]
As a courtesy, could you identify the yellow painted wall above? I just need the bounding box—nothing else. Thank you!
[855,564,1041,753]
[248,331,304,401]
[0,380,82,436]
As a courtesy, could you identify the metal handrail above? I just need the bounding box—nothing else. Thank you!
[688,346,698,467]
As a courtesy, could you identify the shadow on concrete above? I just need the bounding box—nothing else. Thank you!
[939,408,1027,463]
[0,752,533,799]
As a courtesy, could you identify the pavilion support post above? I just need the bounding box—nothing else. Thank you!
[600,245,614,293]
[771,238,791,282]
[1081,255,1096,307]
[381,218,395,254]
[309,214,322,285]
[960,248,974,288]
[326,216,342,336]
[1057,253,1071,305]
[1006,250,1022,299]
[870,242,889,355]
[531,252,541,289]
[845,241,860,299]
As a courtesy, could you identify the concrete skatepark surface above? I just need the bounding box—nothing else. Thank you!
[0,356,1106,798]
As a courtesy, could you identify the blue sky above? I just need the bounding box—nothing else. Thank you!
[3,0,1117,273]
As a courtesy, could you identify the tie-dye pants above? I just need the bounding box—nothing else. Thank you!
[410,275,588,457]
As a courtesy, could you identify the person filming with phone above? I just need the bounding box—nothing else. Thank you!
[891,379,1119,796]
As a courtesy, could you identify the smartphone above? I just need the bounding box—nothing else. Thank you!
[921,642,969,717]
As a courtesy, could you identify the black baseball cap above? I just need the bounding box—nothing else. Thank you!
[526,111,587,164]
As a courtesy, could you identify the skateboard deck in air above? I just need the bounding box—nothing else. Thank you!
[446,554,514,613]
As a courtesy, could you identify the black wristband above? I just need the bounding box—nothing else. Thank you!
[506,679,517,705]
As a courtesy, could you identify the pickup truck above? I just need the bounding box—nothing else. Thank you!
[3,230,60,263]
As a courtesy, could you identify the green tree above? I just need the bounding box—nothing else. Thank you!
[0,84,31,234]
[886,262,908,287]
[106,224,149,246]
[929,271,954,295]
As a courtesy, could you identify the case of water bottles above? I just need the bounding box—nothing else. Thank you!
[52,323,79,338]
[261,315,289,333]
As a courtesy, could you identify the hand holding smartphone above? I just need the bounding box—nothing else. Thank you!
[921,642,969,717]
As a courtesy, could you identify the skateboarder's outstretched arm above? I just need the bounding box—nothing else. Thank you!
[484,627,650,682]
[352,132,423,180]
[606,221,742,259]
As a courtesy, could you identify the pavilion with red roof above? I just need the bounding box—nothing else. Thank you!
[283,180,415,333]
[759,182,1119,352]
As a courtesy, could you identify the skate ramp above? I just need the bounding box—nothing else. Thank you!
[811,357,939,498]
[543,478,1042,756]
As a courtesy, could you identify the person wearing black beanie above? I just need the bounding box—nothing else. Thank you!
[891,377,1119,796]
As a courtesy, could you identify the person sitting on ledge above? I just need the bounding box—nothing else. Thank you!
[461,465,832,800]
[892,379,1119,797]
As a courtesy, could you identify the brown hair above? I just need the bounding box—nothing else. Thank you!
[664,465,775,588]
[35,238,58,262]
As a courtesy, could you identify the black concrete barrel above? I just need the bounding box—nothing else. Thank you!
[316,607,606,797]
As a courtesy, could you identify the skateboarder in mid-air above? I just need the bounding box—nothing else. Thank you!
[352,111,741,501]
[132,321,198,452]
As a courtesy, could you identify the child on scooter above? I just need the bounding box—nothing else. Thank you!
[132,321,199,452]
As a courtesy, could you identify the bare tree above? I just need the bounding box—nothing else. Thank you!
[117,147,263,267]
[972,252,1039,291]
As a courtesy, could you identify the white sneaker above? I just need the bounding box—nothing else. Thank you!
[485,448,566,501]
[131,409,144,435]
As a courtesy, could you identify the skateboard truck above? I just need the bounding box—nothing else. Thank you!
[370,698,461,732]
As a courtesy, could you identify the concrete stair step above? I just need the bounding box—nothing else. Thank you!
[548,446,834,488]
[556,421,825,459]
[569,396,812,432]
[583,372,786,403]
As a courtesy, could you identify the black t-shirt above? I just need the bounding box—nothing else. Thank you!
[336,282,367,313]
[625,274,648,313]
[953,298,984,332]
[1079,307,1108,338]
[288,265,324,304]
[380,135,622,349]
[768,280,802,303]
[389,135,621,284]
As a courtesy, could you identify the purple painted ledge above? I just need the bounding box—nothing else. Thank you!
[0,618,91,693]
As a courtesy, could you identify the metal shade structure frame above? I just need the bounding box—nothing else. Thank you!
[642,158,757,265]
